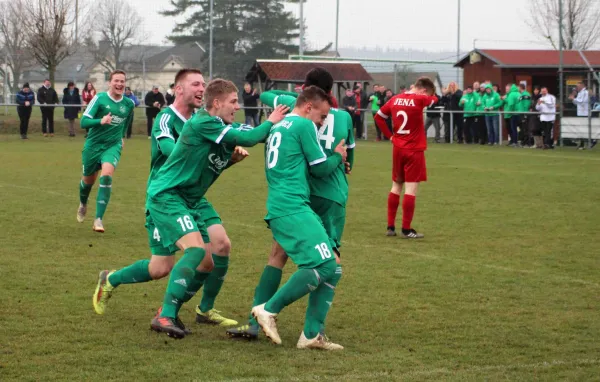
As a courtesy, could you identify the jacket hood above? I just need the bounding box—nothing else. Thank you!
[509,84,519,93]
[63,87,80,95]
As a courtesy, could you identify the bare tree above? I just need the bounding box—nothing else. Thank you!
[527,0,600,50]
[0,0,33,94]
[88,0,143,72]
[18,0,77,84]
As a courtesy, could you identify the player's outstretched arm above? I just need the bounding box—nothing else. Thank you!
[260,92,296,109]
[220,105,289,146]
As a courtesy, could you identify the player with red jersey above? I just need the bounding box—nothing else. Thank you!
[374,77,437,238]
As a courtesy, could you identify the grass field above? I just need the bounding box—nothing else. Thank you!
[1,135,599,381]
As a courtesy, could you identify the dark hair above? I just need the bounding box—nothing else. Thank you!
[109,70,126,81]
[533,86,541,91]
[519,84,526,90]
[84,81,95,91]
[414,76,435,93]
[174,68,203,85]
[304,67,334,94]
[23,82,30,89]
[204,78,238,109]
[466,85,473,90]
[68,81,75,87]
[296,85,332,107]
[44,78,50,82]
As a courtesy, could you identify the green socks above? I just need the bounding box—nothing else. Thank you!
[182,270,211,303]
[304,265,343,339]
[108,259,152,288]
[264,260,336,315]
[96,176,112,219]
[199,255,229,312]
[249,265,283,325]
[160,247,206,318]
[79,180,93,205]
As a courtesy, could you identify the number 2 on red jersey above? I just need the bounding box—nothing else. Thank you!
[396,111,409,135]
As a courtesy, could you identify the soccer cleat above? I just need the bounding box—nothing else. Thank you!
[386,227,397,237]
[195,306,239,327]
[93,270,115,315]
[251,303,281,345]
[226,323,260,340]
[297,332,344,351]
[77,203,87,223]
[401,229,425,239]
[150,316,186,339]
[92,218,105,233]
[156,307,191,335]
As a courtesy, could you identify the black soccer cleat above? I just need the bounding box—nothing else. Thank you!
[386,226,397,237]
[226,324,260,340]
[151,316,186,339]
[401,229,425,239]
[155,307,191,335]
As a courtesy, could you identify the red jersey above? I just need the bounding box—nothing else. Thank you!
[375,92,438,151]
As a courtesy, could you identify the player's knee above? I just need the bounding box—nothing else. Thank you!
[268,242,288,269]
[197,252,215,272]
[212,235,231,257]
[390,181,403,195]
[316,259,337,283]
[149,261,173,279]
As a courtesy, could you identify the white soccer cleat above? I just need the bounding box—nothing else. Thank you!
[77,203,87,223]
[92,218,105,233]
[297,332,344,351]
[251,303,281,345]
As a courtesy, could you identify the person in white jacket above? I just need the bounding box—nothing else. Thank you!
[570,82,589,117]
[535,87,556,149]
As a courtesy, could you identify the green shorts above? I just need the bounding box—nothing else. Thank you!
[147,192,210,252]
[268,211,334,269]
[82,143,122,176]
[196,197,222,228]
[310,195,345,251]
[146,212,178,256]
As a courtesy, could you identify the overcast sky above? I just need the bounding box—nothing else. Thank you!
[130,0,548,52]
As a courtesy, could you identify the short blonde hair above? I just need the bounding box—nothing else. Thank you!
[205,79,238,109]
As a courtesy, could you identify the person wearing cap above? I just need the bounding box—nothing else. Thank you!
[62,81,81,137]
[124,87,140,138]
[16,82,35,139]
[144,85,165,138]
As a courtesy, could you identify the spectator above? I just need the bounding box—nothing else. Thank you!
[535,87,556,150]
[165,83,176,105]
[242,83,260,127]
[82,82,96,106]
[384,88,394,103]
[16,82,35,139]
[398,85,407,94]
[62,81,81,137]
[482,84,502,145]
[492,84,500,93]
[569,81,594,149]
[124,87,140,139]
[342,88,357,117]
[369,84,387,141]
[475,81,487,144]
[530,86,543,148]
[445,82,464,143]
[441,88,452,143]
[425,92,443,143]
[37,79,59,137]
[502,83,520,147]
[460,86,477,144]
[516,84,532,147]
[473,81,481,93]
[353,84,368,139]
[144,85,165,138]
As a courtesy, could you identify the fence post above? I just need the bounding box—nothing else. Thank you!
[449,111,454,144]
[363,111,368,140]
[588,71,592,148]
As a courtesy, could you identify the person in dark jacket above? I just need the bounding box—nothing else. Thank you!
[165,83,175,105]
[425,93,443,143]
[62,81,82,137]
[16,83,35,139]
[242,83,260,126]
[445,82,464,143]
[529,86,542,148]
[124,87,140,138]
[144,85,165,137]
[342,88,357,117]
[37,79,59,137]
[352,84,369,139]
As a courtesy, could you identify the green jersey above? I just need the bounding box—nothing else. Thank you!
[265,114,330,220]
[147,105,189,189]
[81,92,135,147]
[260,91,355,206]
[147,109,273,207]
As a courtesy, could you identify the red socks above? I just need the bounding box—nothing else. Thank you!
[387,193,400,228]
[402,194,416,230]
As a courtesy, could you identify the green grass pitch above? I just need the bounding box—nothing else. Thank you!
[0,133,599,381]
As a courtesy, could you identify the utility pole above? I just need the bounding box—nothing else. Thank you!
[299,0,304,56]
[75,0,79,43]
[559,0,564,147]
[456,0,461,85]
[334,0,339,54]
[209,0,214,80]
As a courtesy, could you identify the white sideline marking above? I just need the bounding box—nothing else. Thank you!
[1,182,597,288]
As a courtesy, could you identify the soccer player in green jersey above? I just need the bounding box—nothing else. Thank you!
[228,69,354,349]
[92,70,246,330]
[138,79,287,339]
[77,70,135,233]
[245,86,347,350]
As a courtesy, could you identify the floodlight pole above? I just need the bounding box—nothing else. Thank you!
[335,0,339,54]
[209,0,214,80]
[299,0,304,56]
[456,0,461,85]
[559,0,564,147]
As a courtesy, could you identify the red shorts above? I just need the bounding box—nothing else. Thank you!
[392,147,427,183]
